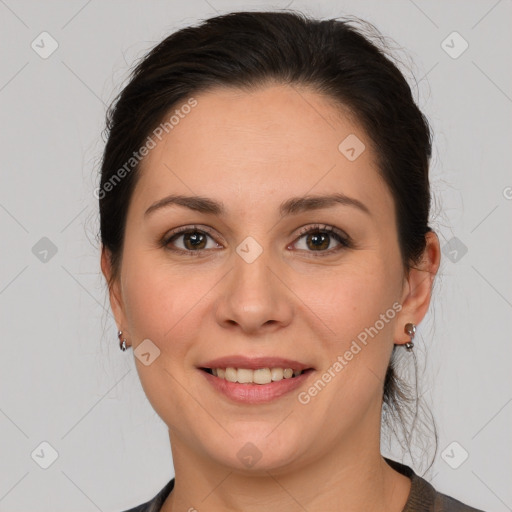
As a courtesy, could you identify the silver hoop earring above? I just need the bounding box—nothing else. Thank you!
[118,330,128,351]
[404,323,416,351]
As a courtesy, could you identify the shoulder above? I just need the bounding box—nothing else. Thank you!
[385,458,486,512]
[120,478,175,512]
[433,490,486,512]
[120,466,487,512]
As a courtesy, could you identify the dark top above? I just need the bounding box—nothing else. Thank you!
[122,458,485,512]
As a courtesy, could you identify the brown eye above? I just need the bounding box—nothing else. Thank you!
[304,232,331,251]
[292,225,350,255]
[163,227,221,253]
[181,231,207,250]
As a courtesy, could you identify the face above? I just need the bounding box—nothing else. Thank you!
[104,84,430,474]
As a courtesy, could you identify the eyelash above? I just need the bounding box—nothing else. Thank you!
[161,223,352,257]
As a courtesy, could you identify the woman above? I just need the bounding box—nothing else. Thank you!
[98,10,484,512]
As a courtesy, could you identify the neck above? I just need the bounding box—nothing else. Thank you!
[161,425,411,512]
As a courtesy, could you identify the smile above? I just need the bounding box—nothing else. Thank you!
[199,366,315,404]
[201,366,308,384]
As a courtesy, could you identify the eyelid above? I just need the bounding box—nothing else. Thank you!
[163,224,219,240]
[290,223,352,253]
[161,224,223,255]
[294,223,349,240]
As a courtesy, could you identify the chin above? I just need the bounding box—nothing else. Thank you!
[207,426,306,473]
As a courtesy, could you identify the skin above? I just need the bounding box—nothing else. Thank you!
[101,83,441,511]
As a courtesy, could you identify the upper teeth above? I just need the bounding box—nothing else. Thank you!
[211,367,303,384]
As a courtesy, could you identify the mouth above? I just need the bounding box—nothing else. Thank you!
[199,366,314,384]
[197,357,315,403]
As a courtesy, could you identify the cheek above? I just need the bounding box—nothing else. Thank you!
[120,253,213,424]
[292,262,398,343]
[290,260,399,407]
[120,252,208,348]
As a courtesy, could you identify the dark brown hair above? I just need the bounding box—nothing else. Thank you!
[99,10,435,464]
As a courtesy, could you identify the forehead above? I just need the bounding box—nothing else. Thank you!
[132,84,393,220]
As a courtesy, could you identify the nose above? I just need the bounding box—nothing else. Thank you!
[214,246,294,335]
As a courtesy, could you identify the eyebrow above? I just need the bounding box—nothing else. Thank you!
[144,192,371,218]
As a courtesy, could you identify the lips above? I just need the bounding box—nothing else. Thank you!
[197,355,315,403]
[199,356,313,372]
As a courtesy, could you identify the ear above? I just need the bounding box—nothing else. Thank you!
[394,231,441,345]
[100,246,127,333]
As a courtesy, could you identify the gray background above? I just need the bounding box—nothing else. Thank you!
[0,0,511,511]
